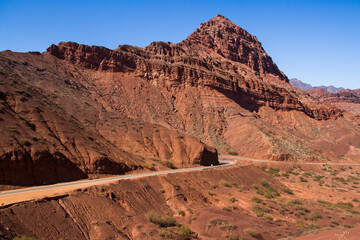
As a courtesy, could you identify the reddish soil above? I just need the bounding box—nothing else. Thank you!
[1,163,360,239]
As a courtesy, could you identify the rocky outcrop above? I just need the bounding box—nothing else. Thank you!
[179,15,288,81]
[47,16,342,121]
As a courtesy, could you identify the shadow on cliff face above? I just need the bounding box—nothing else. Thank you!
[0,150,87,186]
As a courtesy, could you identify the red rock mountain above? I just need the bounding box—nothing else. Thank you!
[1,15,360,187]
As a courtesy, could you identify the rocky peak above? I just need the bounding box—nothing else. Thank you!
[179,15,288,82]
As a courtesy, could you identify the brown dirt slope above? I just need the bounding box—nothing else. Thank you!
[2,163,360,240]
[0,50,218,187]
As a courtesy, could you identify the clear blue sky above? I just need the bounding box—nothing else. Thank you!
[0,0,359,89]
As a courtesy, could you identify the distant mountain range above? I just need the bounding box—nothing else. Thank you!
[289,78,345,93]
[290,78,360,115]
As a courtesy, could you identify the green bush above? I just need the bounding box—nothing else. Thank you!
[228,151,238,156]
[145,210,177,227]
[229,197,236,203]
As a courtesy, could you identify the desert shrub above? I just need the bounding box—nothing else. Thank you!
[229,197,236,203]
[228,151,238,156]
[252,204,269,217]
[220,224,237,231]
[332,177,347,184]
[222,206,233,212]
[178,210,186,216]
[287,199,302,205]
[178,225,192,239]
[330,219,339,225]
[295,206,310,213]
[19,139,31,146]
[260,179,270,187]
[145,210,177,227]
[353,198,359,202]
[251,196,263,203]
[282,186,294,195]
[264,214,273,221]
[159,229,172,239]
[344,223,354,228]
[13,236,37,240]
[317,199,331,206]
[226,234,239,240]
[299,176,308,182]
[238,185,246,192]
[160,161,176,169]
[309,212,322,221]
[208,218,228,227]
[244,228,262,238]
[220,180,231,187]
[143,162,156,171]
[336,202,353,210]
[266,168,280,177]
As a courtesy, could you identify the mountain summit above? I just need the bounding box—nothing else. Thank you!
[180,15,288,81]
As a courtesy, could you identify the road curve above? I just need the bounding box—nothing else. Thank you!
[1,155,360,206]
[0,159,236,206]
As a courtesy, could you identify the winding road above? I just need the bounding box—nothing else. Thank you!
[0,159,236,206]
[1,155,359,206]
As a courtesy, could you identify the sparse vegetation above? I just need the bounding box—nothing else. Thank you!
[299,176,308,182]
[220,180,231,187]
[287,199,302,206]
[160,160,176,169]
[19,139,31,146]
[145,211,177,227]
[343,223,354,228]
[159,229,172,239]
[244,228,261,238]
[229,197,236,203]
[13,236,37,240]
[282,186,294,195]
[309,212,322,221]
[143,162,156,171]
[228,151,238,156]
[251,196,263,203]
[222,206,233,212]
[178,225,192,239]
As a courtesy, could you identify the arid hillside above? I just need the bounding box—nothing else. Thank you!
[0,51,218,188]
[2,162,360,240]
[1,15,360,189]
[45,15,359,162]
